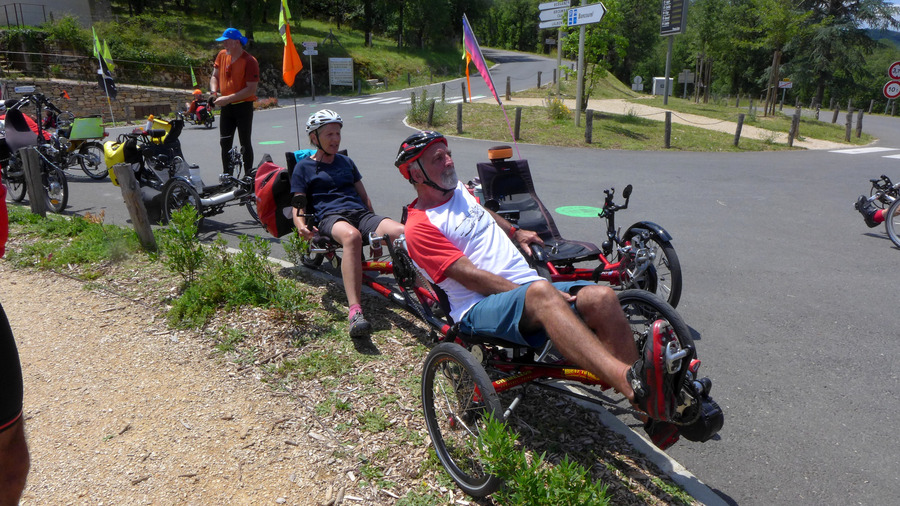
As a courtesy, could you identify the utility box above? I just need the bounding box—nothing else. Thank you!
[652,77,674,96]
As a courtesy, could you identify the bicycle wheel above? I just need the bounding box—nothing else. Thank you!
[203,113,214,129]
[624,231,683,308]
[3,156,26,202]
[885,198,900,249]
[870,185,888,209]
[617,289,692,352]
[162,178,203,226]
[78,141,108,180]
[227,147,244,180]
[422,342,503,498]
[43,165,68,213]
[244,194,259,224]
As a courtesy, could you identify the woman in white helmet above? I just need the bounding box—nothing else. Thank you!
[290,109,404,339]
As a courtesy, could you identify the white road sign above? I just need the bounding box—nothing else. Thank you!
[539,19,565,29]
[567,2,607,26]
[539,1,570,10]
[303,49,318,56]
[539,7,568,21]
[884,80,900,99]
[302,41,317,48]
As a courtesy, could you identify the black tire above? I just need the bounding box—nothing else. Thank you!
[300,241,325,268]
[43,165,68,213]
[78,141,108,179]
[870,185,888,209]
[162,178,203,226]
[244,196,259,224]
[227,147,243,180]
[616,289,692,352]
[204,113,214,129]
[623,231,683,308]
[422,342,504,498]
[3,156,27,202]
[886,198,900,249]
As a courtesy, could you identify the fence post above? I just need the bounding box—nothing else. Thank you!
[514,107,522,140]
[407,72,411,86]
[441,83,446,102]
[552,68,557,84]
[664,111,672,148]
[832,107,839,124]
[506,76,511,101]
[787,110,800,147]
[868,99,874,114]
[845,108,853,142]
[427,100,435,127]
[893,102,897,117]
[856,109,864,138]
[537,71,542,89]
[585,109,593,144]
[734,113,745,147]
[815,106,820,121]
[20,148,46,217]
[113,163,156,251]
[735,95,740,108]
[461,82,467,103]
[410,91,416,109]
[457,103,463,134]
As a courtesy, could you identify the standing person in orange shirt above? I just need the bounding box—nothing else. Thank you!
[209,28,259,178]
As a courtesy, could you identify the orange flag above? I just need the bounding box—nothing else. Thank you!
[280,0,302,86]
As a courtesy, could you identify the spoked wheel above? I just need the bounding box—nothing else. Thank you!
[617,289,692,352]
[422,342,504,498]
[227,147,244,180]
[886,198,900,249]
[869,186,888,209]
[43,165,68,213]
[300,239,325,268]
[203,114,214,129]
[243,193,259,224]
[3,156,27,202]
[78,141,108,179]
[162,178,203,226]
[623,231,682,308]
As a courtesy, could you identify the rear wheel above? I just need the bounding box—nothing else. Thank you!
[886,198,900,249]
[43,165,68,213]
[203,113,214,129]
[3,156,27,202]
[162,178,203,226]
[422,342,503,498]
[78,141,108,179]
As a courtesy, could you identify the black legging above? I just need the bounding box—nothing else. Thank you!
[0,302,23,432]
[219,100,254,176]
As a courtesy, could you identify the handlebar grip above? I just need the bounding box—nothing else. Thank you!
[529,243,548,263]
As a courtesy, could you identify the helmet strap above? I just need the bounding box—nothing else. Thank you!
[313,130,336,157]
[415,159,453,195]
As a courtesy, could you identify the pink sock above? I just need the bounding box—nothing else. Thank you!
[875,209,886,224]
[349,304,362,320]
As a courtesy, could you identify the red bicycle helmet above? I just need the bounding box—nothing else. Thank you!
[395,130,447,180]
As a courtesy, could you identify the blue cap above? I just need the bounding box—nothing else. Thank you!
[216,28,247,45]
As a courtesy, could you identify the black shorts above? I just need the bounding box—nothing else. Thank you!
[318,209,387,240]
[0,302,23,432]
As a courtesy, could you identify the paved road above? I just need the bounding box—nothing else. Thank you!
[38,50,900,505]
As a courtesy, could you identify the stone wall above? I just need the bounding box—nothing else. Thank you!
[1,77,195,125]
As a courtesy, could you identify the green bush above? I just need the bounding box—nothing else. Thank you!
[407,88,453,126]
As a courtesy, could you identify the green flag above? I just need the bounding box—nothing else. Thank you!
[190,65,198,87]
[278,0,291,45]
[91,27,101,58]
[102,40,115,70]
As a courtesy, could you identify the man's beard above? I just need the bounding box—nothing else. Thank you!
[440,168,458,189]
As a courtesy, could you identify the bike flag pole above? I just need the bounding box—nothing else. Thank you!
[294,96,301,148]
[93,27,116,126]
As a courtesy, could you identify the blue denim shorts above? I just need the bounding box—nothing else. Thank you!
[458,280,593,348]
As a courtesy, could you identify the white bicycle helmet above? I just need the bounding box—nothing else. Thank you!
[306,109,342,134]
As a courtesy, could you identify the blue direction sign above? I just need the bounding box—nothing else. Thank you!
[567,3,607,27]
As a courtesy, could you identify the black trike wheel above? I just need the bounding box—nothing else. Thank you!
[422,342,503,498]
[78,141,108,179]
[617,289,692,353]
[162,178,203,226]
[623,231,682,308]
[885,198,900,249]
[43,165,68,213]
[3,156,26,202]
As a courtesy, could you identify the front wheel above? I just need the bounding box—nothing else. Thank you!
[43,165,68,213]
[617,289,692,353]
[885,198,900,249]
[78,141,108,179]
[162,178,203,226]
[203,113,214,129]
[624,231,682,308]
[422,342,504,498]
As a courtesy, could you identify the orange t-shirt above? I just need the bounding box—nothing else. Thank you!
[214,49,259,103]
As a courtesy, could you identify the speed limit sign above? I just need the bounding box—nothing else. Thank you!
[884,80,900,99]
[890,61,900,79]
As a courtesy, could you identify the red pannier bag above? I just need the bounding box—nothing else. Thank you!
[254,160,295,237]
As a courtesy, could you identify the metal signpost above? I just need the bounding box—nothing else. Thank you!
[778,79,792,104]
[538,1,571,98]
[302,41,317,100]
[660,0,689,105]
[568,2,607,127]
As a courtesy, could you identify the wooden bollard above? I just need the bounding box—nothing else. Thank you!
[427,100,435,127]
[514,107,522,140]
[20,147,47,217]
[441,83,445,102]
[856,109,864,138]
[537,71,542,88]
[585,109,593,144]
[461,82,467,103]
[788,110,800,147]
[832,108,839,124]
[845,108,853,142]
[506,76,511,101]
[456,103,463,134]
[664,111,672,148]
[113,163,156,251]
[734,113,745,147]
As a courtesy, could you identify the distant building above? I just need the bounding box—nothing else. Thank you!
[0,0,111,28]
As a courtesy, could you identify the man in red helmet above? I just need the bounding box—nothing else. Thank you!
[395,131,681,427]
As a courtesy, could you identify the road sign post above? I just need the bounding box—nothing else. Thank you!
[538,1,572,98]
[303,41,317,100]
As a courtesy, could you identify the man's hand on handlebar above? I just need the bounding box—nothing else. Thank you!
[512,228,543,257]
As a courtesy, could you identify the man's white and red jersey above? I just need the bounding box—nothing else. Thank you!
[404,181,543,321]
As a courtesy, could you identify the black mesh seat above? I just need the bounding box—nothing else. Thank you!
[475,148,602,264]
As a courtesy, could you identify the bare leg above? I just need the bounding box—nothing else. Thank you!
[330,221,364,307]
[374,219,404,243]
[0,418,30,505]
[520,281,636,401]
